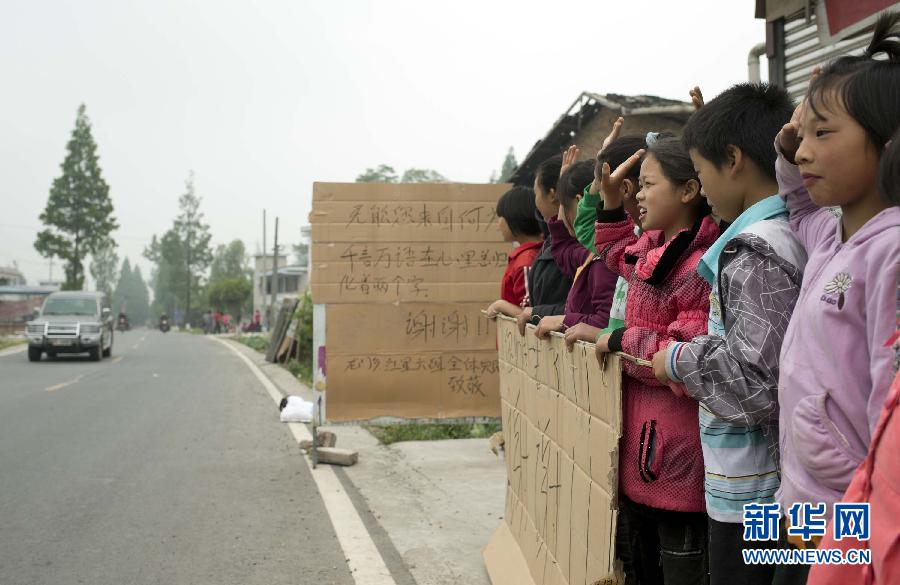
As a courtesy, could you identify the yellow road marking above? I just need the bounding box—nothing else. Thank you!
[45,375,84,392]
[111,356,123,364]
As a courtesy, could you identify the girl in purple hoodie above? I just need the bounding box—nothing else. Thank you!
[533,160,617,340]
[774,12,900,584]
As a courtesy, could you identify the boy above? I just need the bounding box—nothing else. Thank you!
[650,83,805,585]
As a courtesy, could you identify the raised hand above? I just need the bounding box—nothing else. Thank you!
[689,86,704,110]
[560,144,581,177]
[777,67,820,164]
[601,117,625,151]
[599,148,645,210]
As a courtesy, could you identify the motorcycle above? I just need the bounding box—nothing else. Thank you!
[159,316,170,333]
[117,314,130,332]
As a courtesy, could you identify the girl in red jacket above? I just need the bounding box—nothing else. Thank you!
[485,186,544,316]
[594,136,718,585]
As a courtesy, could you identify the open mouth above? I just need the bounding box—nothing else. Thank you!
[637,205,648,220]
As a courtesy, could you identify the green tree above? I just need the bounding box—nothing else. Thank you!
[207,277,252,320]
[400,168,446,183]
[498,146,517,182]
[144,230,187,321]
[173,172,212,320]
[209,240,248,285]
[112,258,133,316]
[35,104,118,290]
[355,164,398,183]
[292,242,309,267]
[129,265,150,326]
[90,240,119,298]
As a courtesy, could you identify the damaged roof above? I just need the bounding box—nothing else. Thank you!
[508,91,694,186]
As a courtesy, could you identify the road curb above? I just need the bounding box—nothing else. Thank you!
[0,343,27,358]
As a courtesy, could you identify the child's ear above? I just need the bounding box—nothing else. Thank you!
[622,178,636,199]
[680,179,702,203]
[726,145,744,178]
[548,188,559,205]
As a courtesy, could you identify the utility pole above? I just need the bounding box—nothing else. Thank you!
[262,209,267,330]
[270,217,279,329]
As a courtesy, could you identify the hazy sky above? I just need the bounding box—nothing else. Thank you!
[0,0,767,286]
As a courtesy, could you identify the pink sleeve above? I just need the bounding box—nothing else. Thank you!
[594,209,638,279]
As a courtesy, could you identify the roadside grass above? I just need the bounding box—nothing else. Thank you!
[234,334,270,353]
[0,337,26,351]
[366,421,502,445]
[284,358,313,386]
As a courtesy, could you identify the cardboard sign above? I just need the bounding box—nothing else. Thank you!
[311,182,510,420]
[484,316,624,585]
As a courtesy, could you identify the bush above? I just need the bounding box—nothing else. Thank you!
[366,422,502,445]
[235,335,269,353]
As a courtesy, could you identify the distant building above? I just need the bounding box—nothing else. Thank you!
[252,254,309,324]
[0,285,58,329]
[0,265,26,287]
[508,92,694,187]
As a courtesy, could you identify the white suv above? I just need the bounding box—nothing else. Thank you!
[26,291,114,362]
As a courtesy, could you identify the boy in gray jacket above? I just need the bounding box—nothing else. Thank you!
[651,84,806,585]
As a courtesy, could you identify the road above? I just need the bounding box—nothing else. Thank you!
[0,330,355,585]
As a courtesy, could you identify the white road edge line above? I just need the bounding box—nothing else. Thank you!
[214,338,395,585]
[0,344,28,357]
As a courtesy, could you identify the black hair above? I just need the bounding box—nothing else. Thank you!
[535,155,562,197]
[598,135,648,186]
[682,83,794,180]
[879,128,900,206]
[496,186,542,237]
[556,160,594,208]
[647,137,711,216]
[808,11,900,155]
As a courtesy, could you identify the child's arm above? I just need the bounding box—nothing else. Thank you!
[547,217,590,278]
[607,271,711,388]
[665,245,802,424]
[865,250,900,434]
[574,185,600,255]
[775,115,837,251]
[594,206,639,278]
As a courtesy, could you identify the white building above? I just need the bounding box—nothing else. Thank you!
[252,254,309,327]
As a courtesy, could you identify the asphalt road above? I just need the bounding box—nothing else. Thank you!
[0,330,354,585]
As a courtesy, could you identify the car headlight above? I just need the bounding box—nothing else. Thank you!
[81,324,101,334]
[27,324,45,334]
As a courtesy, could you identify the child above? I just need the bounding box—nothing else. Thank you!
[485,186,543,317]
[650,83,802,585]
[514,155,573,335]
[533,160,617,339]
[562,135,648,350]
[806,127,900,585]
[594,137,719,585]
[773,12,900,584]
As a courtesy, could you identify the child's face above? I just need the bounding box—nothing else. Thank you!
[635,155,687,234]
[497,216,515,242]
[689,149,742,222]
[533,176,559,220]
[795,96,881,208]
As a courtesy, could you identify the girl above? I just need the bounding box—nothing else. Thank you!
[511,156,573,335]
[806,128,900,585]
[485,186,543,316]
[773,12,900,584]
[594,137,718,585]
[533,160,617,339]
[564,134,648,350]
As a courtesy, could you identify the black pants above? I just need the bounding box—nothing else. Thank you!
[770,521,811,585]
[619,496,709,585]
[708,517,776,585]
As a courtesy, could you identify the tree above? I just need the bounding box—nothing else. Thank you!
[35,104,118,290]
[144,230,188,322]
[90,240,119,298]
[112,258,133,316]
[355,164,398,183]
[113,258,151,326]
[209,240,248,285]
[173,172,212,321]
[292,242,309,267]
[207,277,252,321]
[498,147,517,182]
[400,168,446,183]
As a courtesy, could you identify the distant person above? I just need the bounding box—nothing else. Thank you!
[223,313,232,332]
[202,310,212,334]
[213,310,222,334]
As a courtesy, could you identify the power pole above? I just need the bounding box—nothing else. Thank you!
[270,216,279,329]
[262,209,267,330]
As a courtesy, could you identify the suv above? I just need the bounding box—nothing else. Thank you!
[26,291,114,362]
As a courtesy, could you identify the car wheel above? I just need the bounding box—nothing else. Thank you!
[28,347,42,362]
[89,347,101,361]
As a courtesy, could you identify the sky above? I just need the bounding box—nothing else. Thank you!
[0,0,767,287]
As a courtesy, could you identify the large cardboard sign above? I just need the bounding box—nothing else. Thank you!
[310,182,510,420]
[484,316,624,585]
